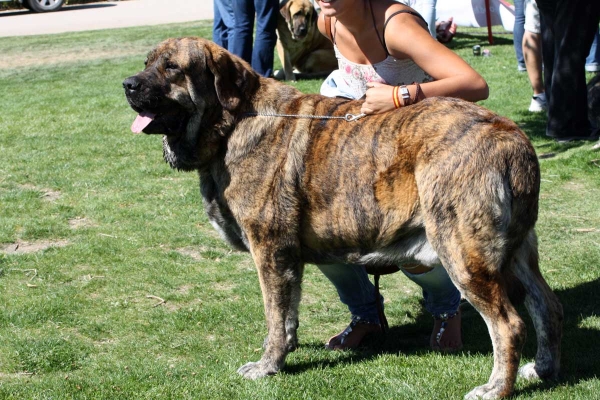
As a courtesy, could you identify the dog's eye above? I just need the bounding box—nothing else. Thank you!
[165,61,179,71]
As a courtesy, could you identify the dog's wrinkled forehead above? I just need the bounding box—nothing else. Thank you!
[145,38,209,70]
[290,1,312,17]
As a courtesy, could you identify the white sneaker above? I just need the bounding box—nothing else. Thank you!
[586,63,599,73]
[528,93,547,112]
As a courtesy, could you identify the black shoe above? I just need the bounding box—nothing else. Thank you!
[553,128,600,143]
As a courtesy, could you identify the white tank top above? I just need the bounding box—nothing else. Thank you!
[333,44,433,99]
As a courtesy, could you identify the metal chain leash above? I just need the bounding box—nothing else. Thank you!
[242,112,368,122]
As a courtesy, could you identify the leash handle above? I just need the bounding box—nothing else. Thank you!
[345,113,367,122]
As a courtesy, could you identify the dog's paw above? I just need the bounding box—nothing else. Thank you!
[237,361,278,379]
[464,383,506,399]
[518,362,558,381]
[518,362,541,380]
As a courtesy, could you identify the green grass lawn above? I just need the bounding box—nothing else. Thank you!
[0,20,599,399]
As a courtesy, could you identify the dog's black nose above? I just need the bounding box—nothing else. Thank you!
[298,26,307,36]
[123,76,141,91]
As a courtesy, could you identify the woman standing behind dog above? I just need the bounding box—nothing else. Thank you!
[315,0,488,351]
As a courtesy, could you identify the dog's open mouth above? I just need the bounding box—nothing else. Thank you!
[129,109,190,136]
[131,111,156,133]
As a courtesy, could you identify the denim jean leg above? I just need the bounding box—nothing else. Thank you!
[231,0,255,63]
[586,28,599,67]
[513,0,526,67]
[401,265,461,318]
[316,264,381,323]
[213,4,226,49]
[214,0,236,52]
[251,0,279,77]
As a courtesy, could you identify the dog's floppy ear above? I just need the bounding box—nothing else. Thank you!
[204,42,255,111]
[280,1,291,22]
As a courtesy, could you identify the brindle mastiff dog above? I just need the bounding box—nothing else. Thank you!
[123,37,563,399]
[276,0,337,81]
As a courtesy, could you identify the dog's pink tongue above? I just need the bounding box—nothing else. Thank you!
[131,111,155,133]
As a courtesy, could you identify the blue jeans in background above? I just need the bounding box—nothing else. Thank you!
[513,0,526,70]
[231,0,279,77]
[213,0,236,51]
[586,28,600,71]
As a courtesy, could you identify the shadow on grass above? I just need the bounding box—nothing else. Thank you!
[286,278,600,395]
[445,32,514,51]
[512,110,598,157]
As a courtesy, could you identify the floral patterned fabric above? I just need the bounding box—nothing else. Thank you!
[331,44,433,100]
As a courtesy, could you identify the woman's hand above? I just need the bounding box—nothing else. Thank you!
[361,82,398,115]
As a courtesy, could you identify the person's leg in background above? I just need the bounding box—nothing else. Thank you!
[513,0,526,72]
[522,0,546,112]
[231,0,255,64]
[251,0,279,77]
[316,264,383,350]
[213,0,236,51]
[318,262,463,351]
[409,0,437,38]
[586,28,600,73]
[537,0,600,140]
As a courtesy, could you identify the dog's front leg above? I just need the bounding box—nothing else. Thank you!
[237,248,303,379]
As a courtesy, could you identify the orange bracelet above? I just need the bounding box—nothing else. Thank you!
[392,86,400,109]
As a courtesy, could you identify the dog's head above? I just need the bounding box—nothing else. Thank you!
[123,37,259,171]
[281,0,316,40]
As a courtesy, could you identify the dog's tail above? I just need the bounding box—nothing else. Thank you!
[500,122,541,306]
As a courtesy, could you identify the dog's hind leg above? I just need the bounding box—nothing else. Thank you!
[237,249,303,379]
[429,233,526,399]
[512,231,563,381]
[457,269,526,399]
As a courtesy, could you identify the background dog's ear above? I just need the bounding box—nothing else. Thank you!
[204,43,255,111]
[280,2,291,22]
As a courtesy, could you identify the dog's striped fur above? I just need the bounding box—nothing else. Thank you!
[124,37,563,399]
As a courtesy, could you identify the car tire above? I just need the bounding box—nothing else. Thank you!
[26,0,65,12]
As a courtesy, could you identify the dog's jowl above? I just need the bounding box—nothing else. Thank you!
[123,37,563,399]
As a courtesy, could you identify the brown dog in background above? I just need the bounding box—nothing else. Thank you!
[275,0,337,81]
[123,37,563,399]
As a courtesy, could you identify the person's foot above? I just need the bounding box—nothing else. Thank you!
[554,129,600,144]
[586,63,599,73]
[325,318,382,350]
[528,93,547,112]
[430,308,462,353]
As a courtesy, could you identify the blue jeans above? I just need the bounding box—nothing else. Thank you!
[213,0,236,52]
[317,263,461,322]
[513,0,526,67]
[231,0,279,77]
[586,28,599,66]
